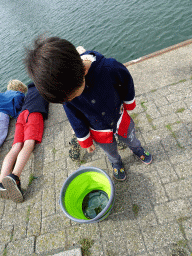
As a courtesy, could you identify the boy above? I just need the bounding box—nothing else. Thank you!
[24,36,152,181]
[0,80,28,147]
[0,82,49,203]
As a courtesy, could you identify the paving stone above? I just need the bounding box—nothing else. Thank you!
[112,181,133,215]
[177,109,192,122]
[183,218,192,240]
[154,160,178,184]
[20,154,34,191]
[0,243,5,256]
[1,200,17,226]
[144,141,168,163]
[36,230,67,254]
[142,222,183,251]
[67,224,103,256]
[160,135,178,151]
[44,143,55,165]
[184,96,192,109]
[127,170,155,217]
[81,157,108,171]
[136,113,154,132]
[167,80,192,92]
[55,148,71,163]
[132,170,168,205]
[13,207,28,240]
[6,236,35,256]
[147,250,168,256]
[174,159,192,179]
[0,199,5,219]
[0,225,13,244]
[167,149,191,165]
[163,242,191,256]
[138,210,158,228]
[132,96,147,113]
[100,217,138,255]
[0,148,8,163]
[154,199,192,224]
[6,118,16,141]
[153,115,180,130]
[51,248,82,256]
[43,160,67,176]
[90,145,106,161]
[45,103,67,127]
[144,101,161,118]
[169,100,188,114]
[41,213,70,234]
[156,87,170,97]
[158,104,175,116]
[117,217,146,255]
[141,128,170,146]
[54,130,65,151]
[151,95,169,108]
[42,174,56,218]
[27,200,41,237]
[166,90,190,103]
[63,121,74,147]
[42,126,56,145]
[164,178,192,200]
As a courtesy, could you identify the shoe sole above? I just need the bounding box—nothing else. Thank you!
[0,189,9,200]
[136,155,152,165]
[2,176,23,203]
[113,175,127,181]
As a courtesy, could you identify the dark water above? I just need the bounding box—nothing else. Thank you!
[82,190,109,219]
[0,0,191,91]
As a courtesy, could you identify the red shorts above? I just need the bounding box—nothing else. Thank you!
[13,110,44,145]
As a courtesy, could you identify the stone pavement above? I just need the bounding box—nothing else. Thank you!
[0,39,192,256]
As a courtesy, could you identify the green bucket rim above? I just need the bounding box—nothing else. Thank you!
[59,166,115,223]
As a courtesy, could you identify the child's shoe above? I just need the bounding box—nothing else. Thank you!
[133,147,152,164]
[0,183,9,199]
[113,166,126,181]
[2,174,23,203]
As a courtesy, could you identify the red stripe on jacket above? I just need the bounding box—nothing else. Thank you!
[123,99,136,111]
[77,101,136,148]
[77,133,93,148]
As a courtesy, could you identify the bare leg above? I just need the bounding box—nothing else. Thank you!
[12,140,35,178]
[0,142,23,183]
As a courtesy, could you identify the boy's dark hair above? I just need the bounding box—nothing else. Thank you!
[24,36,85,103]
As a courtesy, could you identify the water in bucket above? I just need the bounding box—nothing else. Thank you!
[82,190,109,219]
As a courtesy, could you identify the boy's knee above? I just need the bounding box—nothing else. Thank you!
[12,142,23,152]
[24,140,36,149]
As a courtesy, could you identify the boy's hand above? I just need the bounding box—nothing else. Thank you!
[87,144,95,153]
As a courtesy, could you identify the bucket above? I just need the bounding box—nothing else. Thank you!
[59,166,115,223]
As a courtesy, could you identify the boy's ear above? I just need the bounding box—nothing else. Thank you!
[83,61,92,75]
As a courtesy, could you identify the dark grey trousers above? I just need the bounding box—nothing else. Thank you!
[95,118,141,169]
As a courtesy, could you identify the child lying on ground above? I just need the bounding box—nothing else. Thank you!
[0,82,49,203]
[0,80,28,147]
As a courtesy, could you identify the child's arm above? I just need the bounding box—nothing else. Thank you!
[12,93,25,118]
[63,103,93,149]
[111,59,136,111]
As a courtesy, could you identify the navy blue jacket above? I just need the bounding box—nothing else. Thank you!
[21,82,49,119]
[63,51,136,148]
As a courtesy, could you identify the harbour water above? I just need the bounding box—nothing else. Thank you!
[0,0,191,91]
